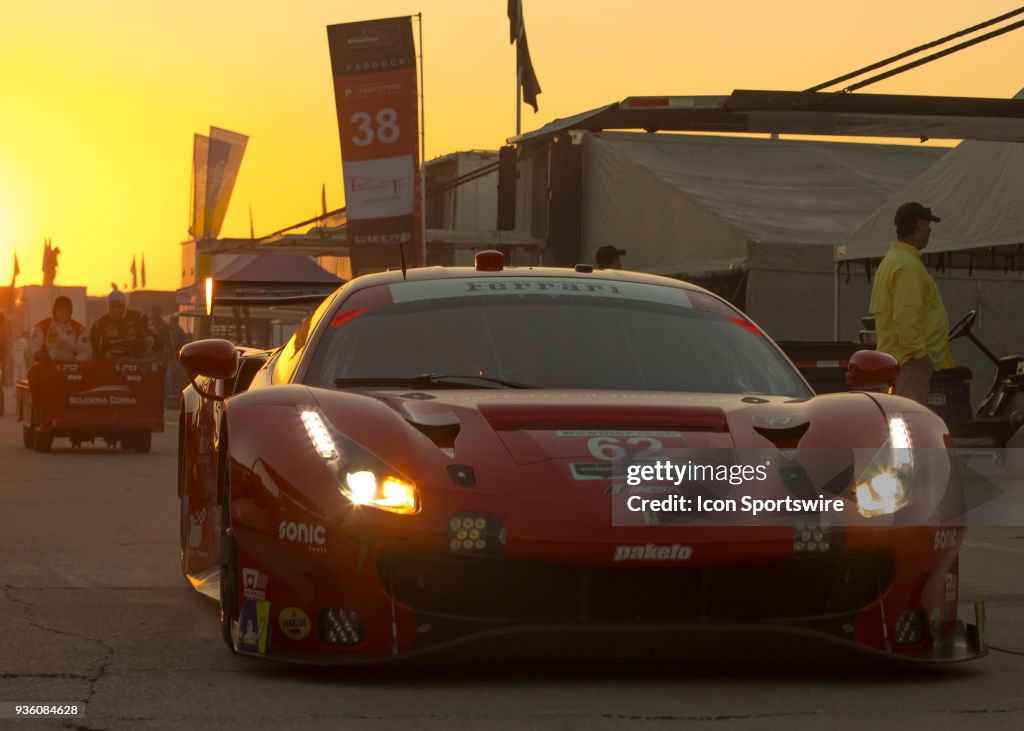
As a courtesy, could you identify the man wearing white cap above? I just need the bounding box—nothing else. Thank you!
[90,290,157,359]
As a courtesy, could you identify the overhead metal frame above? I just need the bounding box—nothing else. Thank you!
[510,89,1024,145]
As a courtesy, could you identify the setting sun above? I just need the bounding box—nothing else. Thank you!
[1,0,1022,293]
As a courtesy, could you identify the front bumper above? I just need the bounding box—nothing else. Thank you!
[247,614,987,667]
[231,535,987,665]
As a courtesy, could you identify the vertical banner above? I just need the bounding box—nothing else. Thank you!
[327,16,421,274]
[190,134,209,238]
[202,135,233,239]
[205,127,249,239]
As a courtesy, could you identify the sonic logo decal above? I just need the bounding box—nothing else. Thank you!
[278,521,327,554]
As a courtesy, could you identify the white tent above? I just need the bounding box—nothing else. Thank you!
[835,140,1024,264]
[580,132,946,339]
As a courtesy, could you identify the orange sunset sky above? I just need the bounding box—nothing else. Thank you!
[1,0,1021,294]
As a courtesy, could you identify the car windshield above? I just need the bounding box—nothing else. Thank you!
[304,278,810,397]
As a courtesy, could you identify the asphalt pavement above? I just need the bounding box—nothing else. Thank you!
[1,384,1023,730]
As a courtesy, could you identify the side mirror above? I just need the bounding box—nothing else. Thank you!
[179,339,239,380]
[845,349,900,389]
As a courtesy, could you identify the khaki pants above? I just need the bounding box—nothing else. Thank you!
[895,356,933,406]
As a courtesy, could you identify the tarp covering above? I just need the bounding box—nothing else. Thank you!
[582,132,947,275]
[210,254,342,284]
[835,140,1024,264]
[579,132,947,340]
[175,255,341,305]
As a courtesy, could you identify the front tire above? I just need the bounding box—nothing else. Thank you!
[29,408,52,452]
[178,413,189,577]
[124,431,152,453]
[219,521,240,651]
[217,433,239,652]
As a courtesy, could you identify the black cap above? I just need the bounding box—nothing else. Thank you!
[894,202,941,229]
[595,245,626,267]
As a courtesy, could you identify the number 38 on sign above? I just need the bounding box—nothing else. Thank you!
[338,70,417,162]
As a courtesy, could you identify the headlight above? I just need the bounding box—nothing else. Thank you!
[853,415,913,518]
[854,472,907,517]
[344,471,419,515]
[301,410,339,460]
[300,408,420,515]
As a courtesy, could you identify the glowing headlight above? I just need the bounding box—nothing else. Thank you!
[343,471,419,515]
[854,472,907,517]
[346,470,377,504]
[301,411,338,460]
[852,414,914,518]
[299,407,420,515]
[888,415,912,470]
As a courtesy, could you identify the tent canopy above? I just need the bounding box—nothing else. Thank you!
[581,132,948,276]
[175,255,342,305]
[835,140,1024,268]
[210,254,341,284]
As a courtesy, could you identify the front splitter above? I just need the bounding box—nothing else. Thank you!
[237,613,987,667]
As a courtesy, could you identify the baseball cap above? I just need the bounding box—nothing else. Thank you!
[894,202,941,229]
[595,245,626,261]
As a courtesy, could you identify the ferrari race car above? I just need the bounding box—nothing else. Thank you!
[177,252,985,664]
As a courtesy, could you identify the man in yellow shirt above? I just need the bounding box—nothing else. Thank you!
[869,202,953,406]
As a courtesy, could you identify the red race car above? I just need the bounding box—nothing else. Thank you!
[177,253,985,664]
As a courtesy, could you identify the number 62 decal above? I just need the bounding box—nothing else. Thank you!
[586,436,663,461]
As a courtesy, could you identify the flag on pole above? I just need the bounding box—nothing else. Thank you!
[249,204,255,239]
[508,0,542,112]
[9,252,19,287]
[141,253,147,288]
[130,256,138,290]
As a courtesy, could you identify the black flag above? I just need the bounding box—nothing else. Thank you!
[508,0,542,112]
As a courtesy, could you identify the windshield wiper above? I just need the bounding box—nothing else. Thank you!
[333,373,535,389]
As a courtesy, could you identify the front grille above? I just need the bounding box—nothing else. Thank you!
[378,552,891,623]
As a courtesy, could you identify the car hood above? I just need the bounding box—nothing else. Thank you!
[308,388,887,497]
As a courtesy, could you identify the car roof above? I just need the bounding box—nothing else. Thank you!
[342,265,720,299]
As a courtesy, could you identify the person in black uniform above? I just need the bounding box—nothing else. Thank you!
[90,290,158,359]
